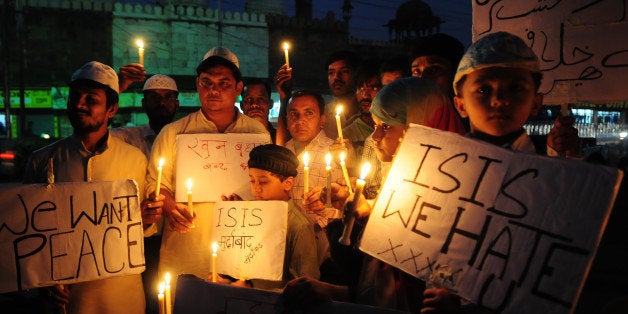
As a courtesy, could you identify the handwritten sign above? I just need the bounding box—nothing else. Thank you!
[175,133,270,202]
[212,201,288,281]
[0,180,145,293]
[473,1,628,103]
[173,274,407,314]
[359,124,623,313]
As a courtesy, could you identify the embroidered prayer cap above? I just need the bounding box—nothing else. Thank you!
[198,46,241,81]
[71,61,119,94]
[143,74,178,92]
[453,31,540,96]
[370,77,449,127]
[248,144,299,178]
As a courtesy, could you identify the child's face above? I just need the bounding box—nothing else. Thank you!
[371,115,407,162]
[454,67,542,137]
[249,168,293,201]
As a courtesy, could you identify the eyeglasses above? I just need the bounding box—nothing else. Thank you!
[198,79,233,91]
[242,97,270,106]
[358,84,381,93]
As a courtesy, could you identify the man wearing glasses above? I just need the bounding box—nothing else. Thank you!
[143,47,269,290]
[240,78,277,143]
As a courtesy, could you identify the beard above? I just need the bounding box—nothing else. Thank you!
[68,111,104,134]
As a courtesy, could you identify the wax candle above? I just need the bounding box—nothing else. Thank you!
[339,162,371,245]
[187,178,194,217]
[335,105,344,140]
[339,152,353,194]
[164,273,172,314]
[136,39,145,66]
[282,41,290,68]
[325,153,332,207]
[303,151,310,193]
[158,282,165,314]
[154,158,164,198]
[212,242,219,283]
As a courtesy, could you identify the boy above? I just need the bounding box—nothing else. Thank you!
[224,144,319,291]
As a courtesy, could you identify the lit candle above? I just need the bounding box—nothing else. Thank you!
[164,273,172,314]
[325,153,332,207]
[212,242,218,283]
[154,158,164,198]
[303,151,310,193]
[187,178,194,217]
[339,162,371,245]
[282,41,290,68]
[158,282,165,314]
[335,105,344,141]
[136,39,145,66]
[339,152,353,194]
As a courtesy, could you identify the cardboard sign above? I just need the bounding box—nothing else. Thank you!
[0,180,145,293]
[473,1,628,103]
[175,133,270,202]
[359,124,623,313]
[213,201,288,281]
[173,274,407,314]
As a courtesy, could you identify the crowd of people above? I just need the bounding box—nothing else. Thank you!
[5,30,616,314]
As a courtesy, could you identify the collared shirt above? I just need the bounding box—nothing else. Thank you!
[343,116,374,158]
[22,132,148,314]
[146,107,270,291]
[284,130,345,227]
[110,125,156,157]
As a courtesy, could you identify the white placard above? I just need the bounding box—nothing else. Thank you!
[359,124,623,313]
[212,200,288,281]
[473,1,628,103]
[175,133,271,202]
[0,180,145,293]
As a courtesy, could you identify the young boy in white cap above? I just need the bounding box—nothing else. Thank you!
[221,144,319,291]
[22,61,151,314]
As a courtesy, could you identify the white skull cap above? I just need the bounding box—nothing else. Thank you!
[203,46,240,68]
[143,74,178,92]
[71,61,119,94]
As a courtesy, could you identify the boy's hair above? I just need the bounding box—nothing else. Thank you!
[380,55,411,78]
[453,31,542,96]
[288,90,326,115]
[248,144,299,179]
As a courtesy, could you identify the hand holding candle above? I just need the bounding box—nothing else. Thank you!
[186,178,194,217]
[282,41,290,68]
[339,152,353,194]
[339,162,371,245]
[325,153,332,207]
[303,151,310,193]
[136,39,145,66]
[211,242,219,283]
[335,105,344,141]
[154,158,164,199]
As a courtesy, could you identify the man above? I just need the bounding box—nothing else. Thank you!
[342,59,381,157]
[112,73,180,156]
[111,72,179,314]
[240,78,277,143]
[22,61,151,313]
[144,47,269,290]
[323,50,361,140]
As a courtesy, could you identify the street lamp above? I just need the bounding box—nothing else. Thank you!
[342,0,353,22]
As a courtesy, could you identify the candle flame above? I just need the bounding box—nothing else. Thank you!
[303,151,309,167]
[336,105,343,116]
[158,158,164,168]
[165,272,171,285]
[159,282,165,294]
[340,151,346,163]
[282,41,290,51]
[187,178,193,192]
[212,242,219,254]
[325,153,332,167]
[136,39,144,49]
[360,162,371,180]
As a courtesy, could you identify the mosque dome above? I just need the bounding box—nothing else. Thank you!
[385,0,441,42]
